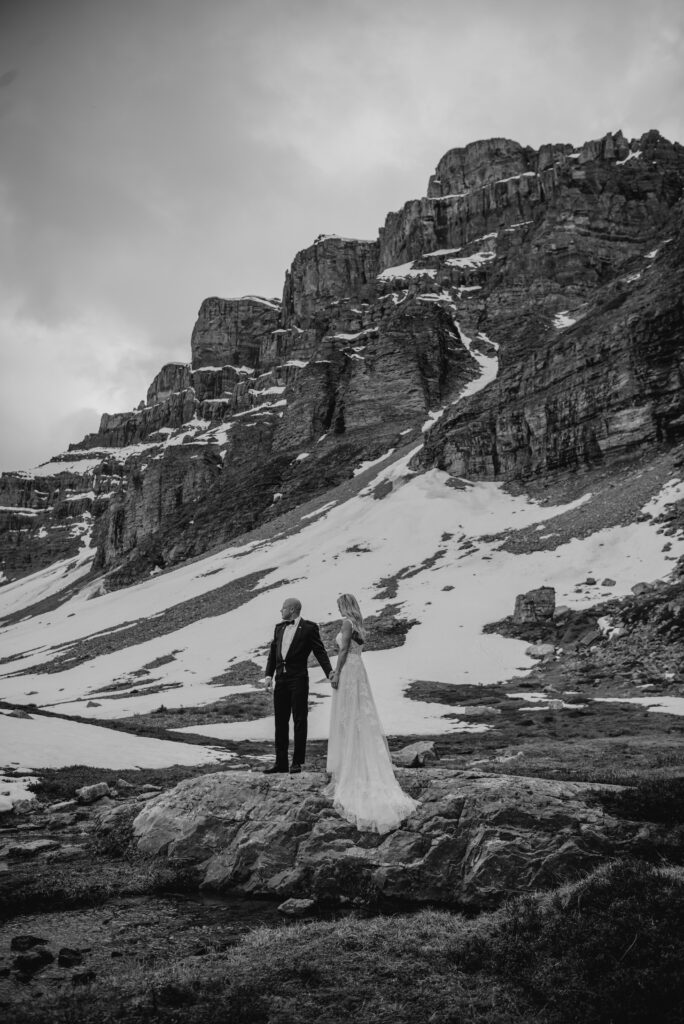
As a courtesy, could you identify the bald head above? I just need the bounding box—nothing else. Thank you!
[280,597,302,621]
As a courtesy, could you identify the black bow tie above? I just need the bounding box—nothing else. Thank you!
[283,619,296,626]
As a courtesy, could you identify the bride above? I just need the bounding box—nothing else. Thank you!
[325,593,418,834]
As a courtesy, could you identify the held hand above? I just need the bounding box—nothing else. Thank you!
[262,676,273,692]
[329,671,340,690]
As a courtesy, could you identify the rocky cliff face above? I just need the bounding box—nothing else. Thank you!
[190,296,282,369]
[1,129,683,587]
[414,131,684,479]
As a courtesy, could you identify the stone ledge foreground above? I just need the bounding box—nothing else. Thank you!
[132,769,652,908]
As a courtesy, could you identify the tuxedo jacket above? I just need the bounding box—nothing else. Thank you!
[266,618,333,683]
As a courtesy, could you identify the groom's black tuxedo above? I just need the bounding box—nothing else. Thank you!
[266,619,333,768]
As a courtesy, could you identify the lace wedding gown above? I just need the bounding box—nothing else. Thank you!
[325,625,418,834]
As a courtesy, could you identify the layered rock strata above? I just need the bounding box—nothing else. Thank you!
[2,130,683,585]
[416,187,684,478]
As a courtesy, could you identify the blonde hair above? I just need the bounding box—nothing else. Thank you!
[337,593,366,640]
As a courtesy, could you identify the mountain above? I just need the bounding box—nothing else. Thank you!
[1,129,682,591]
[3,133,684,1020]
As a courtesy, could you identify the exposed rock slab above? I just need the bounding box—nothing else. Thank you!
[133,769,646,908]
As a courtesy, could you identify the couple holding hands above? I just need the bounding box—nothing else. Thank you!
[262,593,417,835]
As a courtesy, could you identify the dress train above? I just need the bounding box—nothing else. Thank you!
[325,630,418,834]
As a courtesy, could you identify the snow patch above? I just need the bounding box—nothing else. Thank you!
[494,172,537,185]
[242,295,281,309]
[616,150,642,166]
[423,248,462,257]
[445,251,496,270]
[301,501,337,521]
[378,262,437,281]
[0,712,233,771]
[431,192,470,202]
[594,696,684,716]
[553,311,577,329]
[353,450,396,477]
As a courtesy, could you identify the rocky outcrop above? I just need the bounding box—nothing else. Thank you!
[3,128,684,586]
[94,442,225,572]
[282,235,379,329]
[379,131,681,272]
[413,131,684,480]
[93,299,480,578]
[514,586,556,624]
[132,769,650,909]
[190,296,281,370]
[416,198,684,479]
[0,458,120,583]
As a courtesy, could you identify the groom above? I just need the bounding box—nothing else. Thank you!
[263,597,333,774]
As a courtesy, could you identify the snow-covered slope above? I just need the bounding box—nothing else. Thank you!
[2,435,683,781]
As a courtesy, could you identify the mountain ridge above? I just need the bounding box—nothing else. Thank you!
[1,128,683,588]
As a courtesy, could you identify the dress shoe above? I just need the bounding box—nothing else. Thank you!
[289,763,303,774]
[263,765,289,774]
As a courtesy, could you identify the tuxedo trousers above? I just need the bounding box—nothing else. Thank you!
[273,673,309,766]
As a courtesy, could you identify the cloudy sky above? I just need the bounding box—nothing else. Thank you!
[1,0,683,472]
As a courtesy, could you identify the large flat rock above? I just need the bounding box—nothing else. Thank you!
[132,769,643,908]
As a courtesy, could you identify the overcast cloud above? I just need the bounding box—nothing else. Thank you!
[1,0,683,471]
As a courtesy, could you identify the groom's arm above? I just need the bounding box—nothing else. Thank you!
[309,623,333,678]
[265,627,278,679]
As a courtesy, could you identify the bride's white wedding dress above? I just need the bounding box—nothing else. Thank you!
[325,623,418,834]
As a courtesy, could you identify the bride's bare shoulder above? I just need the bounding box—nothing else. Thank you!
[340,617,353,634]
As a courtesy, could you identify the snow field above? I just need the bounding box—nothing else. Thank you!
[2,458,683,755]
[0,710,233,772]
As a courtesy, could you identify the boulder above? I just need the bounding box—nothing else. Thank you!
[577,628,603,648]
[12,948,54,975]
[49,800,79,813]
[513,587,556,624]
[132,769,650,909]
[277,897,316,917]
[553,605,571,618]
[525,642,556,658]
[392,741,438,767]
[58,948,84,967]
[11,799,37,815]
[71,969,97,986]
[75,783,111,805]
[5,839,60,858]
